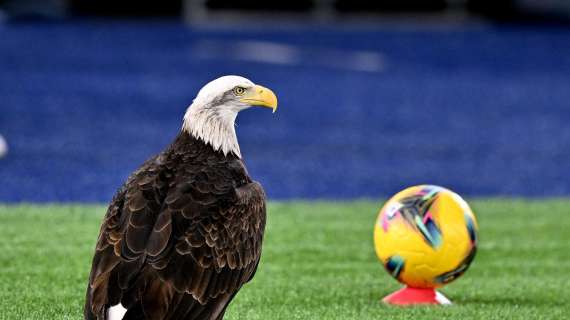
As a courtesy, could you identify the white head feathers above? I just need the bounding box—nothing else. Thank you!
[182,75,256,158]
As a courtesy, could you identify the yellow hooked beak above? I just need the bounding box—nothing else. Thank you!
[240,85,278,113]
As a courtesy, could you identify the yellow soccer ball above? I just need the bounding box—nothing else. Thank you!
[374,185,478,288]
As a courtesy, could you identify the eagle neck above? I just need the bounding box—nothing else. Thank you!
[182,106,241,158]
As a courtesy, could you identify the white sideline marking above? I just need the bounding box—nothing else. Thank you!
[107,303,128,320]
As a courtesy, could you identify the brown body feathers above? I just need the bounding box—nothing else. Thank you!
[84,132,266,320]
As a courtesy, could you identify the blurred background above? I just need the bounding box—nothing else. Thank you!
[0,0,569,201]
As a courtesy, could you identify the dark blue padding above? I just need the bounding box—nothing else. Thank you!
[1,21,569,202]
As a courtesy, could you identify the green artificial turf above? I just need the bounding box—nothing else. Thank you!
[1,200,569,319]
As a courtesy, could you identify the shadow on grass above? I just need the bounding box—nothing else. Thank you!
[457,295,558,307]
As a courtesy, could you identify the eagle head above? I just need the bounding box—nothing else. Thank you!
[182,75,278,158]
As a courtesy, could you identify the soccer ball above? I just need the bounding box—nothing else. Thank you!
[374,185,478,289]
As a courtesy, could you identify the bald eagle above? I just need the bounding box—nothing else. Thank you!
[84,76,278,320]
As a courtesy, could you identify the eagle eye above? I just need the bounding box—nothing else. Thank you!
[232,86,246,96]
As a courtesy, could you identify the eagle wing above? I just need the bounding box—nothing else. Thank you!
[85,154,266,320]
